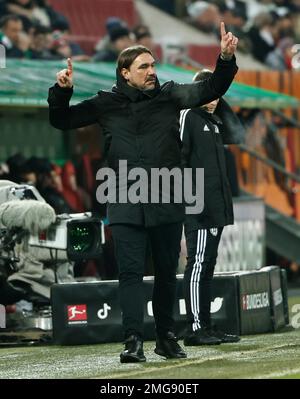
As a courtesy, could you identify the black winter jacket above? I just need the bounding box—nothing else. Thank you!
[48,55,238,227]
[180,99,245,229]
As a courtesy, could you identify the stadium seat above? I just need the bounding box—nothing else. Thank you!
[187,44,220,67]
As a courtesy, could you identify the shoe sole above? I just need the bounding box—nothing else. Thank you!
[154,348,187,359]
[120,355,146,363]
[184,340,221,346]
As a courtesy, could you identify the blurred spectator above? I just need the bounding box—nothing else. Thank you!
[265,36,294,70]
[3,0,68,31]
[27,156,75,214]
[175,0,300,69]
[248,10,296,68]
[26,24,57,59]
[5,0,50,31]
[51,163,63,193]
[51,19,90,61]
[187,1,221,34]
[6,153,28,183]
[0,14,25,57]
[36,0,69,31]
[248,12,278,63]
[272,9,295,39]
[94,16,128,53]
[93,24,133,62]
[133,24,157,57]
[273,0,300,12]
[50,29,90,61]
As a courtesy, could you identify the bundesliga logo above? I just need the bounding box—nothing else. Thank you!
[242,292,269,311]
[67,304,87,324]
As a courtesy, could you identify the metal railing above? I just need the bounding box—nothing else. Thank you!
[238,143,300,184]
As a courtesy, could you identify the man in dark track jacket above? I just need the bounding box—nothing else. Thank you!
[180,69,245,346]
[48,22,238,363]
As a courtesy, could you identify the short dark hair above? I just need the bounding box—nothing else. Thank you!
[0,14,22,29]
[193,69,212,82]
[117,45,153,72]
[109,26,130,43]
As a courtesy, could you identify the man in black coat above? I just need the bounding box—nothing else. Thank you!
[48,22,238,363]
[180,69,245,347]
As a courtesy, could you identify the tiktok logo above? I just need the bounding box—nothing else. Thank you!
[97,303,111,319]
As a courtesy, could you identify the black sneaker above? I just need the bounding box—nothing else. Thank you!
[154,331,187,359]
[210,326,240,343]
[184,327,222,346]
[120,334,146,363]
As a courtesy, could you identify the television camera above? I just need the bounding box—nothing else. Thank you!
[0,182,105,283]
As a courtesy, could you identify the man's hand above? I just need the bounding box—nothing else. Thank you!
[56,58,73,88]
[220,22,238,60]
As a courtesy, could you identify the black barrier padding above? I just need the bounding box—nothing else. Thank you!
[211,275,240,335]
[51,276,241,345]
[51,268,287,345]
[261,266,286,331]
[51,281,123,345]
[173,275,240,337]
[238,270,273,334]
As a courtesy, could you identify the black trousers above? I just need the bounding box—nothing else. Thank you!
[184,225,223,331]
[111,222,182,339]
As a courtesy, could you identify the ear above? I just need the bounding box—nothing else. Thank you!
[121,68,130,81]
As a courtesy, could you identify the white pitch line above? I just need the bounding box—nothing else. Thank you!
[96,342,300,379]
[256,368,300,379]
[94,355,225,379]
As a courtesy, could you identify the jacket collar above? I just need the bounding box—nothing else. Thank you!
[112,69,161,102]
[193,107,223,125]
[193,99,246,144]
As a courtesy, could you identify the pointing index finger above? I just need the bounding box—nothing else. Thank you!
[67,58,73,73]
[220,21,226,37]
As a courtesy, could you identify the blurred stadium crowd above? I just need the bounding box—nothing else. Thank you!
[1,0,300,70]
[0,0,156,62]
[148,0,300,70]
